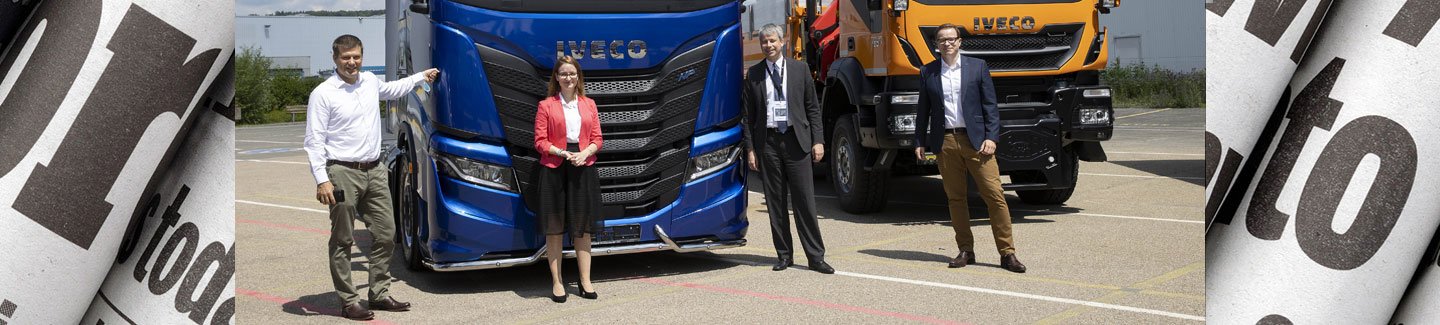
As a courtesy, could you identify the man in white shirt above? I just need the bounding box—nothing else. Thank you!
[913,24,1025,273]
[303,34,437,320]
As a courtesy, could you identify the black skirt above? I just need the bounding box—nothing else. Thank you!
[537,143,602,236]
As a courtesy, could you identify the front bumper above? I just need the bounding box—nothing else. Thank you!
[425,225,746,272]
[417,132,749,269]
[866,86,1113,190]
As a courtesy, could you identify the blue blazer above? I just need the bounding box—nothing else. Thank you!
[914,55,999,152]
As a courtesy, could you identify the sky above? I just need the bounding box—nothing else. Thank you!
[236,0,384,16]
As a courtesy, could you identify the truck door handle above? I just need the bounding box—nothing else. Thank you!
[847,37,856,51]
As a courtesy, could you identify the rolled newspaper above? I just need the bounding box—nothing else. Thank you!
[0,0,234,322]
[1207,0,1440,323]
[1204,0,1334,230]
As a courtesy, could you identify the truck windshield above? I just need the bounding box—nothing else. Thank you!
[451,0,734,13]
[913,0,1081,4]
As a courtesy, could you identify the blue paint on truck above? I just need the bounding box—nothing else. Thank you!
[386,0,747,271]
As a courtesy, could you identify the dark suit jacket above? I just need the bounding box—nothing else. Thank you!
[741,57,823,153]
[915,55,999,151]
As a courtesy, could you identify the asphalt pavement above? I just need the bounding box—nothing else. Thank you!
[234,108,1204,324]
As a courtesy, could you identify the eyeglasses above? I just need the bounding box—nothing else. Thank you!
[557,72,578,78]
[936,37,959,44]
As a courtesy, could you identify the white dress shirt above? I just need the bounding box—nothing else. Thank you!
[561,95,581,144]
[304,71,427,184]
[940,57,966,129]
[764,58,787,128]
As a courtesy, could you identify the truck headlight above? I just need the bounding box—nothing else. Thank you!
[890,94,918,104]
[889,114,916,133]
[893,0,909,11]
[1079,108,1111,125]
[1082,88,1111,98]
[435,153,517,192]
[1100,0,1119,8]
[691,144,740,181]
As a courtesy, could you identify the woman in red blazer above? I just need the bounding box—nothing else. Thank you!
[533,55,603,303]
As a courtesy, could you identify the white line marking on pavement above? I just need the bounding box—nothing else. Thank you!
[241,196,1202,320]
[1106,151,1204,157]
[237,140,303,144]
[834,271,1205,321]
[1009,208,1203,224]
[1113,127,1203,132]
[806,194,1200,224]
[237,123,305,130]
[237,159,309,165]
[1115,108,1171,119]
[237,199,327,213]
[696,254,1203,321]
[1081,172,1204,181]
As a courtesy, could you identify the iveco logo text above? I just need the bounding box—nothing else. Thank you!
[557,40,647,59]
[973,16,1036,32]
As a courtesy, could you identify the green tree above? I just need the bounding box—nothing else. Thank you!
[236,46,274,124]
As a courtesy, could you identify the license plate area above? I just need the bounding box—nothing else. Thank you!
[593,224,642,244]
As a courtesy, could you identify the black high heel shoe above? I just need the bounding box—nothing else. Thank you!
[577,281,598,299]
[550,293,567,303]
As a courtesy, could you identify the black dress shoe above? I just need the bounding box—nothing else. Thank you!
[772,259,793,271]
[340,303,374,320]
[1000,253,1027,273]
[948,251,976,268]
[550,293,568,303]
[579,289,599,300]
[369,296,411,312]
[808,261,835,274]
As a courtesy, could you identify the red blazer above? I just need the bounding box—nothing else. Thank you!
[534,95,603,168]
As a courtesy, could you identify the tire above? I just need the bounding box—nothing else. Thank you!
[830,114,890,213]
[393,145,429,271]
[1016,147,1078,205]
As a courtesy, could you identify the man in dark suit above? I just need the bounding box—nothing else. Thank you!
[914,23,1026,273]
[741,23,833,274]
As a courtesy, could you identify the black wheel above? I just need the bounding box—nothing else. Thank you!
[393,144,429,271]
[1016,147,1078,205]
[830,114,890,214]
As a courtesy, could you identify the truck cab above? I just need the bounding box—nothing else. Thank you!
[742,0,1117,213]
[386,0,749,271]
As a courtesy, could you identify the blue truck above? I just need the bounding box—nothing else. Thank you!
[383,0,749,271]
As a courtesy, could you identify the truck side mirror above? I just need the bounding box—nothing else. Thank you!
[410,0,429,14]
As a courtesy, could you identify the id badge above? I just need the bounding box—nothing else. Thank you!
[769,101,788,123]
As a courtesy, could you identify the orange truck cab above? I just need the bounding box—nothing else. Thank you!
[742,0,1118,213]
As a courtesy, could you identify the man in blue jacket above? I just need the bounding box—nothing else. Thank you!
[914,24,1026,273]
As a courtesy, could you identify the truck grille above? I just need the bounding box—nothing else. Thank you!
[479,42,714,220]
[919,23,1085,72]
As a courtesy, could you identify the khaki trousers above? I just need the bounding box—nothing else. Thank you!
[936,132,1016,255]
[325,163,396,305]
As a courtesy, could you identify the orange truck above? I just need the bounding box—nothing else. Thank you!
[742,0,1119,213]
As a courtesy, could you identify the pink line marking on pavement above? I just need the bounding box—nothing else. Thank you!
[235,288,397,325]
[637,278,969,325]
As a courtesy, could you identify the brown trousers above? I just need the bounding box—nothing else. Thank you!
[936,132,1015,255]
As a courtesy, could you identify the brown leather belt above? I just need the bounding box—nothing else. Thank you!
[946,128,967,135]
[327,159,380,170]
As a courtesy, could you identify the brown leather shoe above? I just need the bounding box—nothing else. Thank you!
[340,303,374,320]
[1000,254,1027,273]
[948,251,976,268]
[369,297,411,312]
